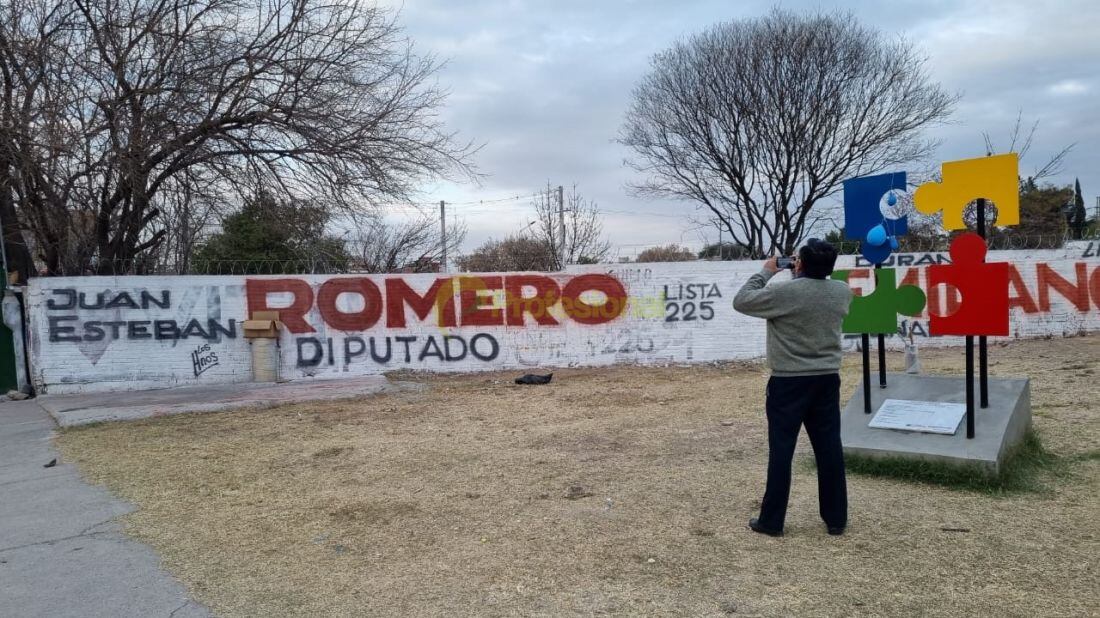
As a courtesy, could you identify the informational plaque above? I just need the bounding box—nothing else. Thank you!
[869,399,967,435]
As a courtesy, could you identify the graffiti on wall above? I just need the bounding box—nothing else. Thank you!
[44,289,237,344]
[191,343,220,377]
[244,273,631,369]
[41,287,238,371]
[662,283,722,322]
[24,252,1100,394]
[27,279,243,393]
[840,252,1100,343]
[1082,242,1100,259]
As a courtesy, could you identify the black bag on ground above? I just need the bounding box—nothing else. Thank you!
[515,373,553,385]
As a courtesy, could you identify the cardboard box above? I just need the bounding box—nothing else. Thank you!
[243,310,283,339]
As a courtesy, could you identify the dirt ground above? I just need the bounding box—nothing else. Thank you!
[57,336,1099,617]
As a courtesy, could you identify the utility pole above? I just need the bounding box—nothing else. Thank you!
[557,185,565,269]
[439,200,447,273]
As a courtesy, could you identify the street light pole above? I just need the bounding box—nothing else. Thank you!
[439,200,447,273]
[557,185,565,268]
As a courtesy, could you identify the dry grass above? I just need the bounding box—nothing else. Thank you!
[57,337,1100,617]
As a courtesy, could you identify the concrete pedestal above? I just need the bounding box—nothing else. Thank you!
[841,373,1031,474]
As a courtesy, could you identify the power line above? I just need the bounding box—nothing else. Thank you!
[599,208,686,219]
[445,193,540,206]
[371,191,541,212]
[377,195,694,219]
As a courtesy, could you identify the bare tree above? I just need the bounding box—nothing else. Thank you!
[350,213,467,273]
[636,244,695,263]
[0,0,474,278]
[982,110,1074,182]
[619,9,956,258]
[937,110,1077,234]
[456,236,555,272]
[147,175,224,274]
[528,183,611,268]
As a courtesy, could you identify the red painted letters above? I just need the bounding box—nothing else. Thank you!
[505,275,560,326]
[1037,263,1090,312]
[246,278,315,333]
[1007,265,1039,313]
[1092,267,1100,311]
[386,278,457,328]
[317,278,384,331]
[459,276,504,326]
[246,273,630,333]
[561,274,628,325]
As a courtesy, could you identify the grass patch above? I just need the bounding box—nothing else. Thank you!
[54,336,1100,617]
[1069,449,1100,462]
[843,430,1068,494]
[311,445,353,458]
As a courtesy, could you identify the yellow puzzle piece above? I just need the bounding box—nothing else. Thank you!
[913,153,1019,230]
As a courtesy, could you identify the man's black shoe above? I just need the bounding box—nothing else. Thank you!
[748,518,783,537]
[827,526,845,536]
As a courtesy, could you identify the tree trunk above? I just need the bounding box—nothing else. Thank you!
[0,165,35,283]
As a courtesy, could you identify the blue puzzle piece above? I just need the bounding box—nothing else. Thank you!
[842,172,909,265]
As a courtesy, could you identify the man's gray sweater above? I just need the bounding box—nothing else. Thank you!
[733,270,853,376]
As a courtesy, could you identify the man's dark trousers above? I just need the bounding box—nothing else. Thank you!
[758,373,847,532]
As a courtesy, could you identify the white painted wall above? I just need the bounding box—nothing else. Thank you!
[25,241,1100,394]
[26,277,250,393]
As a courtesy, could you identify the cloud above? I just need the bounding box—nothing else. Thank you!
[1047,80,1090,96]
[393,0,1100,257]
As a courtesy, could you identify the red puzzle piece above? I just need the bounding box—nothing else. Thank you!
[927,233,1009,336]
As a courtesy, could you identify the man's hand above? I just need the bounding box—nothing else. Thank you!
[762,256,780,274]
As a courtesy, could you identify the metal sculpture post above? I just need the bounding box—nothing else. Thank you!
[861,334,872,413]
[875,264,886,388]
[965,335,975,439]
[959,197,992,439]
[976,198,990,409]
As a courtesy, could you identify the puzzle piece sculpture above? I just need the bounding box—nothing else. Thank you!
[927,233,1009,336]
[831,268,926,334]
[843,172,909,265]
[913,153,1019,231]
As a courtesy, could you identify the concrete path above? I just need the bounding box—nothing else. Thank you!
[39,375,397,427]
[0,399,210,617]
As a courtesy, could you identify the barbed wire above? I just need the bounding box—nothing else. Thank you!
[611,232,1097,261]
[39,258,359,277]
[830,232,1097,255]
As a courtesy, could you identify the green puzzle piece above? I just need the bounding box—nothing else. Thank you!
[831,268,926,334]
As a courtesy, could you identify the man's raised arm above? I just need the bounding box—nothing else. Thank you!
[733,257,789,319]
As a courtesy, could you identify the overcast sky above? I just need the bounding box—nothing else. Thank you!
[380,0,1100,260]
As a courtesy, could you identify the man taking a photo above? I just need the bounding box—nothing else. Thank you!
[733,238,853,537]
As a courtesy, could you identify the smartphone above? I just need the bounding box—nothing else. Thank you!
[776,256,795,269]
